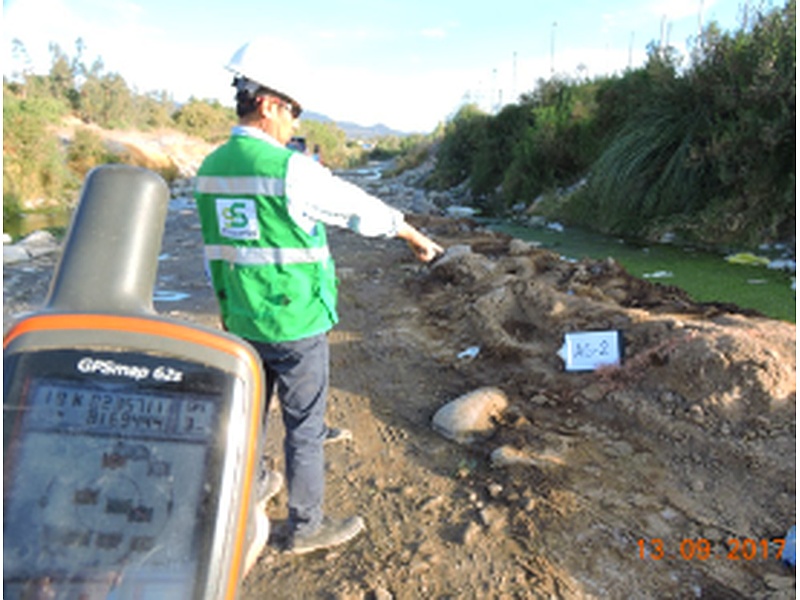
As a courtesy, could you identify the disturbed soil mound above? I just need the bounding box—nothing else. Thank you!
[392,216,796,598]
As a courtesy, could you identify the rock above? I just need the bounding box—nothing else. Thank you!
[490,445,538,467]
[431,387,508,444]
[4,230,61,264]
[487,482,504,498]
[418,495,445,512]
[763,573,795,591]
[508,238,540,255]
[22,230,57,246]
[490,445,566,470]
[435,244,472,263]
[688,404,706,425]
[580,383,607,403]
[459,520,481,545]
[478,505,508,534]
[445,205,477,218]
[411,190,437,214]
[372,586,394,600]
[430,246,496,285]
[3,245,30,265]
[529,394,551,406]
[170,176,196,198]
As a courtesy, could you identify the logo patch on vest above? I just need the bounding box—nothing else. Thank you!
[216,198,259,240]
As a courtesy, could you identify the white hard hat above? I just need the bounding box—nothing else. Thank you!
[226,38,303,110]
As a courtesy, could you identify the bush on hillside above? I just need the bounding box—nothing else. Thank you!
[379,135,435,177]
[173,98,236,144]
[3,90,75,218]
[66,128,119,178]
[431,0,795,246]
[502,79,598,211]
[583,1,796,245]
[426,103,489,191]
[295,120,353,169]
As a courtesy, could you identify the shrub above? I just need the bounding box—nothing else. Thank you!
[295,120,352,169]
[172,98,235,143]
[428,104,489,190]
[435,1,794,247]
[66,128,119,178]
[3,90,74,210]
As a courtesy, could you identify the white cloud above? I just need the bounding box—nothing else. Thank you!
[420,27,448,39]
[297,63,468,131]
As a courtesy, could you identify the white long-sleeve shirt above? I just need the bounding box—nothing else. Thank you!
[232,126,405,238]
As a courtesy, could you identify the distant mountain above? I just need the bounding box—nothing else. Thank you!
[303,110,411,140]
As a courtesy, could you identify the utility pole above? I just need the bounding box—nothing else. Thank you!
[550,22,558,76]
[492,68,498,113]
[512,51,518,102]
[628,31,634,69]
[697,0,705,51]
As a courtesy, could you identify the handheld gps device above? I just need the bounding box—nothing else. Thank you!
[4,166,264,600]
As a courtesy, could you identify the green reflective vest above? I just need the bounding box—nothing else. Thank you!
[194,133,338,343]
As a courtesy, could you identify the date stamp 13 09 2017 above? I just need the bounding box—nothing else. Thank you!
[638,538,787,562]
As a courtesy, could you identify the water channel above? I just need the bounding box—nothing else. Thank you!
[6,205,795,323]
[491,221,795,323]
[4,210,72,241]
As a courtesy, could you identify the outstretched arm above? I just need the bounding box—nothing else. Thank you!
[396,221,444,263]
[286,155,444,261]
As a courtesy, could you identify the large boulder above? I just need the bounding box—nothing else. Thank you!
[3,230,60,264]
[432,387,508,444]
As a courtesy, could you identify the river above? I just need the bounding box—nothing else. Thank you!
[491,221,796,323]
[5,210,72,241]
[5,204,795,323]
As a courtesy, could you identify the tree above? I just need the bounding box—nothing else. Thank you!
[296,120,350,168]
[3,86,75,217]
[79,64,134,128]
[48,42,79,109]
[428,103,489,190]
[172,98,235,143]
[131,90,175,130]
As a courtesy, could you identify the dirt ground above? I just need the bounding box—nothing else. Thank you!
[3,184,795,599]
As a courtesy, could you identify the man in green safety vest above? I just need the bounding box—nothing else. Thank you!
[194,38,443,560]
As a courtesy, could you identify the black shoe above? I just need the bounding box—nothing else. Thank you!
[287,516,365,555]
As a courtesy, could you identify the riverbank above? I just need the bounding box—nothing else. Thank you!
[3,163,795,599]
[491,221,796,323]
[5,160,795,324]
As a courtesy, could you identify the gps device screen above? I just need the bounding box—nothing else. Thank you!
[4,348,239,599]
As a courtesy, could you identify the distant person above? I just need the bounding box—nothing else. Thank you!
[193,38,443,561]
[287,135,307,154]
[312,144,322,164]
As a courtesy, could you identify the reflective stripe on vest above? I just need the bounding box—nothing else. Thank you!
[205,244,331,265]
[195,175,285,196]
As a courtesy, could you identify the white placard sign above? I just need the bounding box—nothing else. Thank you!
[558,330,622,372]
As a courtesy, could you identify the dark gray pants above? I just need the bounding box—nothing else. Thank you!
[248,333,328,536]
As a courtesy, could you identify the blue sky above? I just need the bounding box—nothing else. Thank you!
[3,0,758,132]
